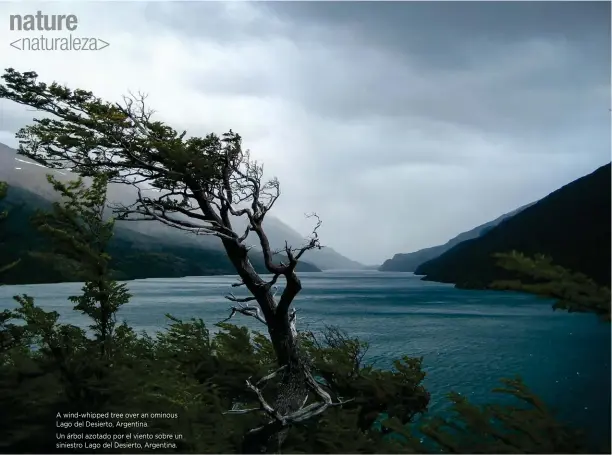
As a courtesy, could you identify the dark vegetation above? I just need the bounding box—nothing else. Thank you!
[0,68,608,454]
[415,163,611,289]
[491,252,611,322]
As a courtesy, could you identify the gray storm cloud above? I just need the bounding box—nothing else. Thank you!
[0,1,609,264]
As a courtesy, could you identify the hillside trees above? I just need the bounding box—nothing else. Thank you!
[0,182,20,276]
[492,252,611,322]
[29,174,131,358]
[0,181,26,356]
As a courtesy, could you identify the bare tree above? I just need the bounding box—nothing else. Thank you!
[0,69,349,452]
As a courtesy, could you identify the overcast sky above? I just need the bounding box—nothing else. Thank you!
[0,1,609,264]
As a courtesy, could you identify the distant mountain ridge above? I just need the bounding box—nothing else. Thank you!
[379,204,533,272]
[0,143,332,284]
[415,163,611,288]
[0,184,321,285]
[0,142,362,272]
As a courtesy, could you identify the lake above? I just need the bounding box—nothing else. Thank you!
[1,270,609,447]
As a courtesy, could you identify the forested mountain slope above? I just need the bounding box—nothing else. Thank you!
[0,142,359,271]
[415,163,611,289]
[0,185,319,285]
[379,204,531,272]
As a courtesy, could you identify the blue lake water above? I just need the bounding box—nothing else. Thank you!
[1,271,609,447]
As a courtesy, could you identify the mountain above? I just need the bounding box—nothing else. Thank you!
[0,142,361,271]
[0,185,320,285]
[0,144,323,285]
[414,163,611,288]
[379,204,532,272]
[242,216,364,270]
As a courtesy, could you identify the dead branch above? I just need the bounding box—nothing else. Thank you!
[225,293,257,304]
[220,302,267,326]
